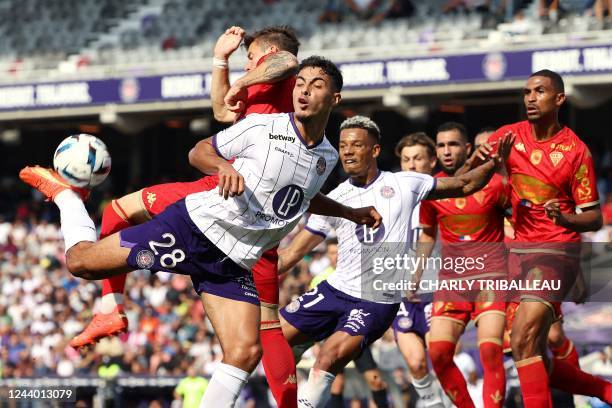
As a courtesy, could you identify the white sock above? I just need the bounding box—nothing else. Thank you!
[199,362,248,407]
[54,190,96,252]
[100,293,124,314]
[298,368,335,408]
[412,372,446,408]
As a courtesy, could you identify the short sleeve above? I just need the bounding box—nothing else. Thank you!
[572,145,599,209]
[306,213,336,239]
[419,199,437,228]
[212,114,267,160]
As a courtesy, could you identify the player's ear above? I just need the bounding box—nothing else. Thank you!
[430,156,438,169]
[465,142,473,156]
[372,143,381,159]
[268,44,279,54]
[332,92,341,107]
[556,92,566,107]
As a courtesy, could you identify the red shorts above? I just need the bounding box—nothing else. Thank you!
[508,251,577,318]
[141,176,280,304]
[431,298,505,326]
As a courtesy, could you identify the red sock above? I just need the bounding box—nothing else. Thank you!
[515,356,552,408]
[479,341,505,408]
[100,200,131,296]
[429,340,475,408]
[550,337,580,368]
[550,358,612,403]
[260,326,297,408]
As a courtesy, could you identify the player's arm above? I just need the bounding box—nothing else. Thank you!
[211,26,245,123]
[223,51,298,115]
[278,229,325,274]
[188,137,244,199]
[427,133,514,200]
[308,193,381,228]
[544,202,603,232]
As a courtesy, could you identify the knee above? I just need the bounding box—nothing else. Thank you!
[65,249,89,279]
[547,326,564,348]
[224,342,263,372]
[407,357,428,378]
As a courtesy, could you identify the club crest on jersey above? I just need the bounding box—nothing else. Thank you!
[398,317,413,329]
[455,198,467,209]
[136,250,155,269]
[285,299,300,313]
[530,149,543,165]
[355,223,385,245]
[549,151,564,167]
[273,184,305,220]
[514,143,526,152]
[380,186,395,198]
[316,156,326,175]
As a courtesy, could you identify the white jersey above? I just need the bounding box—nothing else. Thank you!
[306,171,435,303]
[185,113,338,270]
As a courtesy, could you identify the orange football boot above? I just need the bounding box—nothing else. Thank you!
[19,166,89,201]
[70,307,128,349]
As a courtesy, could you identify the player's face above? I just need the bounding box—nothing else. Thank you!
[399,145,436,175]
[523,76,565,122]
[293,67,341,122]
[339,128,380,176]
[326,243,338,268]
[436,130,471,174]
[245,39,276,72]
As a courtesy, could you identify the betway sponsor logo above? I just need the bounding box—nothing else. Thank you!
[269,133,295,142]
[255,211,288,226]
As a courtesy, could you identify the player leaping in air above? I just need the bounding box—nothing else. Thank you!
[20,56,380,408]
[275,116,513,408]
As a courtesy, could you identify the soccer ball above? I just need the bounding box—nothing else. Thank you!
[53,134,111,188]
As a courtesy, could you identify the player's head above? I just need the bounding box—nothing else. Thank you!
[325,238,338,268]
[435,121,471,175]
[244,25,300,71]
[339,115,381,178]
[524,70,566,123]
[395,132,436,175]
[474,126,496,149]
[293,56,342,123]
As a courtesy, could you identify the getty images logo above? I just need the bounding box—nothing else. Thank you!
[272,184,305,220]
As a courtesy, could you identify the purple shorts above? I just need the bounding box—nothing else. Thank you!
[120,200,259,305]
[280,281,399,349]
[392,299,431,340]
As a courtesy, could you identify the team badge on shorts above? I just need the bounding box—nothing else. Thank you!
[380,186,395,198]
[316,156,326,175]
[285,299,300,313]
[136,250,155,269]
[398,317,413,329]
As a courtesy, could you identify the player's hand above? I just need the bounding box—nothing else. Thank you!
[217,163,244,199]
[491,131,515,168]
[213,26,245,60]
[224,84,248,114]
[544,199,562,224]
[346,206,382,229]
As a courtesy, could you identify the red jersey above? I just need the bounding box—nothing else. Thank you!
[241,53,295,118]
[488,121,599,244]
[420,172,509,279]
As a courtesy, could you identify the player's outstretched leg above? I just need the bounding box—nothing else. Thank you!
[253,248,297,408]
[70,193,144,348]
[510,300,553,408]
[199,292,262,407]
[396,331,446,407]
[476,312,506,408]
[428,318,475,408]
